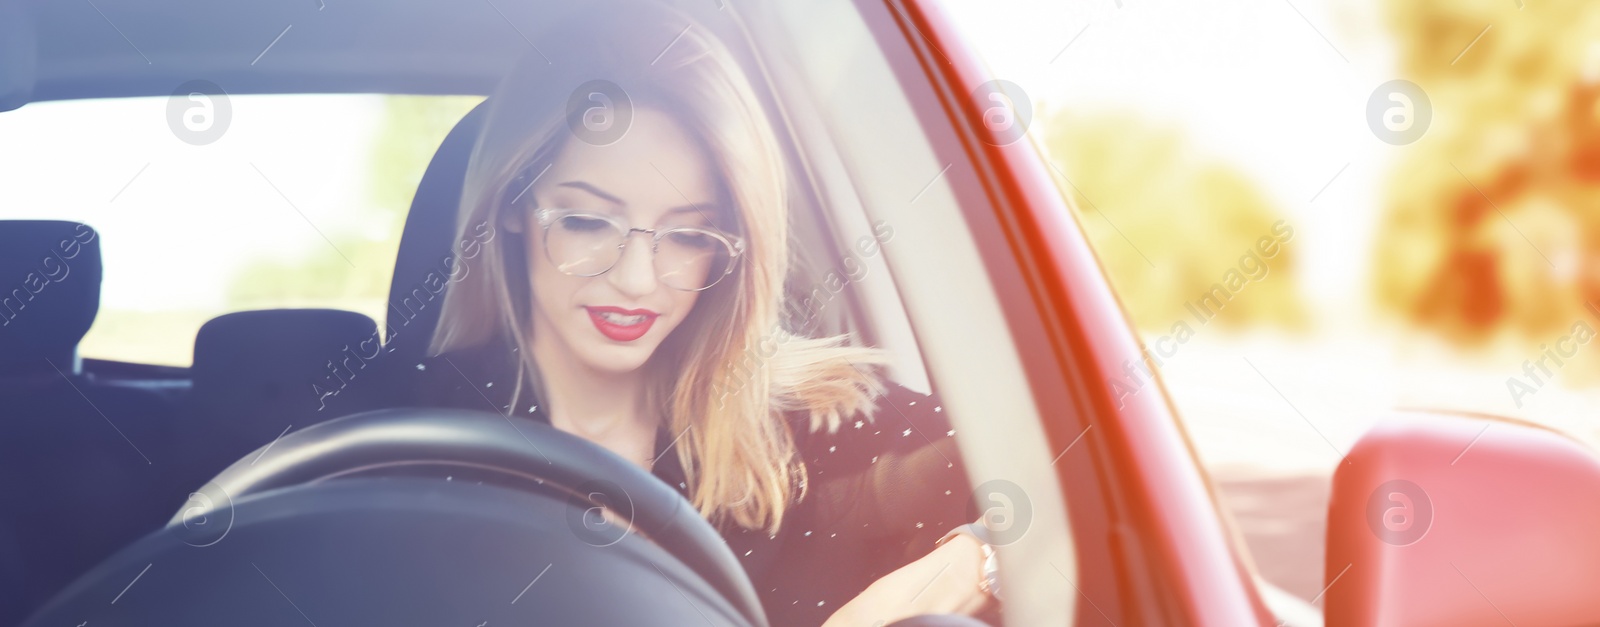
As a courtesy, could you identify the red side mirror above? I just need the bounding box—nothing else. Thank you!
[1326,411,1600,626]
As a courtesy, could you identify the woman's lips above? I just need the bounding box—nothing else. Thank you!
[584,306,659,342]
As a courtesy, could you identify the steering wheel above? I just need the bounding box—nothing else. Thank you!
[170,407,768,626]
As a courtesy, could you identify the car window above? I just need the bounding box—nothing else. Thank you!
[948,0,1600,618]
[0,94,481,366]
[746,1,1079,624]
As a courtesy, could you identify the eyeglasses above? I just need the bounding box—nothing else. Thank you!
[533,207,745,292]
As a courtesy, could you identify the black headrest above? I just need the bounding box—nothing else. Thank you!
[384,99,491,364]
[0,220,101,375]
[191,309,379,416]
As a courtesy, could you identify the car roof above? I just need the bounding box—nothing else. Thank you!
[2,0,566,109]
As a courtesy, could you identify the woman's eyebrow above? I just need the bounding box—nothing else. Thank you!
[663,205,725,227]
[665,205,714,216]
[556,181,623,205]
[553,181,717,221]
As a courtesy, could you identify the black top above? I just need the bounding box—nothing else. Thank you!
[396,340,995,627]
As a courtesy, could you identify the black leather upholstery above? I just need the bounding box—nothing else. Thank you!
[179,308,381,484]
[0,220,99,377]
[382,99,489,364]
[0,220,179,625]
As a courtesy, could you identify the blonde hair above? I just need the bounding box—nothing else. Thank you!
[429,1,887,533]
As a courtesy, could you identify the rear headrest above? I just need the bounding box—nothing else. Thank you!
[0,220,101,375]
[191,309,379,417]
[384,99,490,364]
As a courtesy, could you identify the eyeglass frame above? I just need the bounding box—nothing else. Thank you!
[531,207,747,292]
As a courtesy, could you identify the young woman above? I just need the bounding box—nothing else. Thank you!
[410,3,1000,625]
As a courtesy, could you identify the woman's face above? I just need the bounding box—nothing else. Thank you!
[518,108,723,376]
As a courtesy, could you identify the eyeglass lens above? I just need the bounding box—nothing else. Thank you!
[543,214,736,291]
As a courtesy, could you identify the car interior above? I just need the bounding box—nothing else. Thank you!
[0,0,1075,625]
[0,99,926,625]
[2,95,768,626]
[0,220,185,619]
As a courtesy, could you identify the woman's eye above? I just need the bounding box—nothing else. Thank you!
[667,230,717,249]
[559,215,611,232]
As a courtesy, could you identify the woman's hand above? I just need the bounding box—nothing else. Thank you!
[820,533,993,626]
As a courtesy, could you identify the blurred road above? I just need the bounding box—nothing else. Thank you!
[1214,471,1331,604]
[1164,330,1600,605]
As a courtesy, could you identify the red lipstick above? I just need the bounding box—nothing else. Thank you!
[584,306,659,342]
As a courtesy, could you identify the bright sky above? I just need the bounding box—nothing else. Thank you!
[0,94,390,311]
[1,0,1400,321]
[939,0,1600,474]
[944,0,1396,329]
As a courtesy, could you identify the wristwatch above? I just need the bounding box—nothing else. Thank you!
[935,522,1002,601]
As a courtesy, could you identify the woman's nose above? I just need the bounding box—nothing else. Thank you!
[606,230,659,296]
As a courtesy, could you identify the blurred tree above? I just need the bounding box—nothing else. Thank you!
[366,96,486,220]
[1373,1,1600,344]
[226,95,483,312]
[1044,112,1306,333]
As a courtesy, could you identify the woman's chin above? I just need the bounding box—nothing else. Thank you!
[575,342,658,375]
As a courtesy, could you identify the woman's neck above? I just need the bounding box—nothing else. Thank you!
[527,330,661,467]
